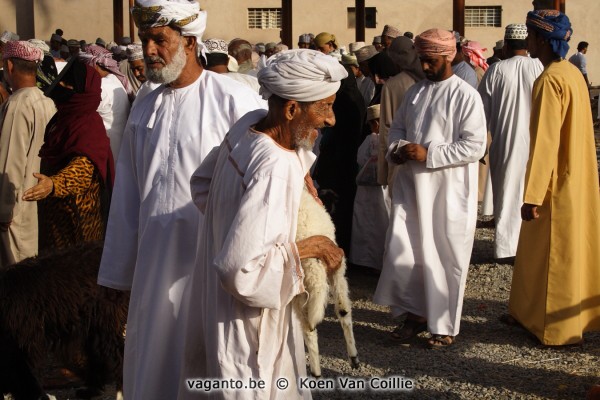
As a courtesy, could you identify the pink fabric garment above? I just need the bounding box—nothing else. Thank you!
[2,41,43,62]
[414,29,457,61]
[463,41,489,72]
[80,44,132,97]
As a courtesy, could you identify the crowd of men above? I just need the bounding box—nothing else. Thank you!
[0,0,599,398]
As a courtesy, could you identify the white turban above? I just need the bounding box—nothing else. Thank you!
[257,49,347,102]
[28,39,51,54]
[131,0,207,55]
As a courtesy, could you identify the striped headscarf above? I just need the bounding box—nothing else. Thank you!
[462,40,489,71]
[414,29,457,61]
[526,10,572,59]
[79,44,132,97]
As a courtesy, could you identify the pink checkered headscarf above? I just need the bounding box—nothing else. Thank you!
[79,44,132,97]
[462,41,489,72]
[414,29,457,61]
[2,40,44,62]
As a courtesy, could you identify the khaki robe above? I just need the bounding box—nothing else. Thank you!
[509,60,600,345]
[0,87,55,267]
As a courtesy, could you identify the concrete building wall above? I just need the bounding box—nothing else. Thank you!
[0,0,597,82]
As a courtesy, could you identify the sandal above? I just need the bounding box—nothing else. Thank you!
[427,335,455,349]
[391,319,427,342]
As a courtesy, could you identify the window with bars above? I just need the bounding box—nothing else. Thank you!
[465,6,502,27]
[347,7,377,29]
[248,8,281,29]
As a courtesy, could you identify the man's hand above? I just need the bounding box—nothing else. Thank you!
[22,173,53,201]
[401,143,427,162]
[296,235,344,275]
[521,203,540,221]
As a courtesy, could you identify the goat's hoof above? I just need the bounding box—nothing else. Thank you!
[350,356,360,369]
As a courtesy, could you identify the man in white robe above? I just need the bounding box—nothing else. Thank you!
[478,24,543,259]
[96,1,266,399]
[178,49,346,400]
[374,29,486,348]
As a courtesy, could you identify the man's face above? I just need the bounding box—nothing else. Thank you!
[526,27,540,58]
[581,47,588,54]
[298,42,310,49]
[130,59,147,83]
[317,42,334,55]
[382,35,393,49]
[139,25,188,84]
[292,94,336,150]
[350,65,361,78]
[420,54,449,82]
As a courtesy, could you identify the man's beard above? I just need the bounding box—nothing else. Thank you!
[294,129,318,151]
[145,40,187,84]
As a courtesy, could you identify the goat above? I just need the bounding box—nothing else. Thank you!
[294,188,360,378]
[0,241,128,400]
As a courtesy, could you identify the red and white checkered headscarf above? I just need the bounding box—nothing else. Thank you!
[462,40,489,72]
[2,40,44,63]
[79,44,132,96]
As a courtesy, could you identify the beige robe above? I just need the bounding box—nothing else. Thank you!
[509,60,600,345]
[0,87,55,267]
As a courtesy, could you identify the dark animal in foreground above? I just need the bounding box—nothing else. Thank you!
[0,241,128,400]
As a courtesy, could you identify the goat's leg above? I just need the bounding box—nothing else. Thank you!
[331,269,360,369]
[303,328,322,378]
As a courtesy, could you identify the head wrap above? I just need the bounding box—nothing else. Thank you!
[51,34,62,43]
[96,37,106,47]
[494,40,505,50]
[414,29,457,61]
[505,24,528,40]
[2,41,44,62]
[265,42,277,50]
[131,0,208,56]
[1,31,19,44]
[255,43,266,53]
[387,36,425,81]
[354,45,378,63]
[314,32,339,49]
[257,49,348,102]
[382,25,401,39]
[526,10,572,59]
[67,39,80,48]
[372,36,382,44]
[341,54,358,67]
[349,41,366,54]
[79,44,132,96]
[274,43,289,54]
[366,104,380,121]
[204,38,228,54]
[126,44,144,61]
[462,40,489,71]
[28,39,51,54]
[298,34,311,44]
[121,36,132,45]
[106,41,118,52]
[60,45,69,53]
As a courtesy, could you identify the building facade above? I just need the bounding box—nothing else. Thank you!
[0,0,597,82]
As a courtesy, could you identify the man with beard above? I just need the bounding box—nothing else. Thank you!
[374,28,486,349]
[96,0,266,399]
[178,49,345,400]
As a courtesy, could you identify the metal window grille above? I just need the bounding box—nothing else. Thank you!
[248,8,281,29]
[465,6,502,27]
[347,7,377,29]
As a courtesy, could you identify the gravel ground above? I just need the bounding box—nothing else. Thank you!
[35,212,599,400]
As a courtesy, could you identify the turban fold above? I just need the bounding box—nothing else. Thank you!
[131,0,207,55]
[526,10,572,59]
[366,104,380,121]
[67,39,80,48]
[2,41,44,62]
[505,24,528,40]
[414,29,457,61]
[314,32,339,49]
[28,39,51,54]
[494,40,505,50]
[257,49,348,102]
[96,37,107,47]
[79,44,132,96]
[349,41,365,54]
[462,40,488,71]
[382,25,401,39]
[126,44,144,61]
[298,34,311,44]
[1,31,19,44]
[354,45,378,63]
[341,54,358,67]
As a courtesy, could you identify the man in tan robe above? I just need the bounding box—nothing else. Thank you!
[0,41,55,267]
[508,10,600,346]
